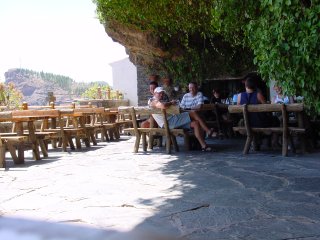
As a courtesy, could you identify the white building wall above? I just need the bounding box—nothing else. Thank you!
[109,58,138,106]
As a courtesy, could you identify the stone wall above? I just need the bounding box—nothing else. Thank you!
[137,65,151,106]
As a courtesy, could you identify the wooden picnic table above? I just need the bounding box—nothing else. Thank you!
[10,109,63,163]
[228,103,306,156]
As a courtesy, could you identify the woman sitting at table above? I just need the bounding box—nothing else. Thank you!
[238,74,280,148]
[149,87,216,151]
[272,85,294,104]
[237,74,269,127]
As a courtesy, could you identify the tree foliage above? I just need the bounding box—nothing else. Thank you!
[17,68,75,92]
[0,82,23,109]
[81,84,110,99]
[94,0,320,112]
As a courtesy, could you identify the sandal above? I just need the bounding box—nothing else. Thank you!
[201,145,213,152]
[206,129,217,139]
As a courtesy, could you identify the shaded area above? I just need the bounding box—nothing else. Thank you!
[1,136,320,239]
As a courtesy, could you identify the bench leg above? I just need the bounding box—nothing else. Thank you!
[28,122,41,161]
[75,136,82,149]
[134,133,141,153]
[108,129,114,141]
[83,138,90,148]
[300,135,306,154]
[6,142,18,162]
[114,126,120,140]
[142,133,147,152]
[39,139,48,158]
[289,135,296,154]
[51,139,57,148]
[184,135,190,151]
[67,135,76,150]
[148,133,154,150]
[171,135,179,152]
[244,135,253,154]
[0,145,6,168]
[166,136,171,154]
[89,131,97,145]
[142,133,147,151]
[104,128,110,141]
[282,132,288,157]
[58,137,63,148]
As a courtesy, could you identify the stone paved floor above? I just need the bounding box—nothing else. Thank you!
[1,136,320,240]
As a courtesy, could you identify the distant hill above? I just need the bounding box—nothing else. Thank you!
[4,68,109,105]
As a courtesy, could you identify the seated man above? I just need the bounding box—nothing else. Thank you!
[162,76,178,101]
[179,82,204,110]
[149,87,216,151]
[141,80,169,128]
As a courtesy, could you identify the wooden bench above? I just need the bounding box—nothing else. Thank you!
[0,111,28,168]
[118,106,193,153]
[228,103,306,156]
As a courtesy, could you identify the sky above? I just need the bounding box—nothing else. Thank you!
[0,0,128,85]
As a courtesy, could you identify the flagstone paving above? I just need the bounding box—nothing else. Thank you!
[1,136,320,240]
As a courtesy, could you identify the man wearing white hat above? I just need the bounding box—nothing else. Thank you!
[149,87,215,151]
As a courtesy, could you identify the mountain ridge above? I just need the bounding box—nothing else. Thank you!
[4,68,108,105]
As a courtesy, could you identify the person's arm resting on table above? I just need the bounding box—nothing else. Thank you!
[149,99,176,109]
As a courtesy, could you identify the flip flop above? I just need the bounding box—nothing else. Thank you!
[206,129,217,139]
[201,145,216,152]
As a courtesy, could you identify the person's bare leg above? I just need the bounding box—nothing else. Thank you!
[141,119,150,128]
[189,111,212,135]
[190,121,207,148]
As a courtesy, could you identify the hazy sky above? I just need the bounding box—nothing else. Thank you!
[0,0,128,85]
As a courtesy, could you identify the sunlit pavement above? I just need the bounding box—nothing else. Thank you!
[1,136,320,240]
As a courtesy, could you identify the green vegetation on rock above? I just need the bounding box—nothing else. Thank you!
[94,0,320,113]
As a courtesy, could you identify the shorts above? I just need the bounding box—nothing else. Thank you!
[167,112,191,129]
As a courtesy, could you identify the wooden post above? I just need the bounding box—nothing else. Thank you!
[106,89,111,100]
[22,102,28,110]
[50,102,55,109]
[47,92,56,105]
[97,87,102,99]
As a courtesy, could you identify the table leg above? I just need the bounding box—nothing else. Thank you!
[15,122,25,164]
[28,121,41,160]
